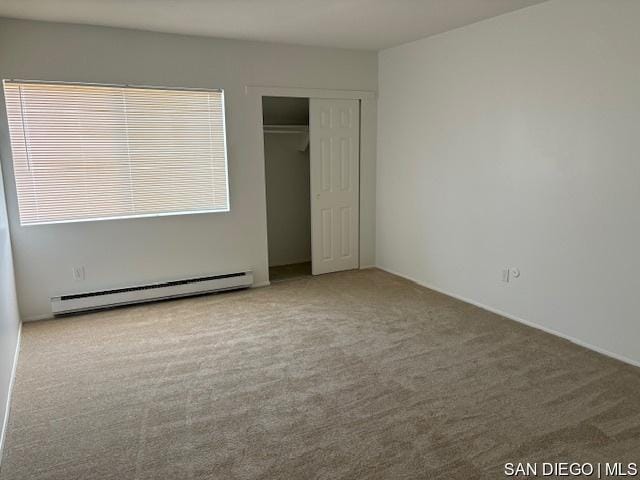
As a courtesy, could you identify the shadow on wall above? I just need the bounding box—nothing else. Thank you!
[0,164,20,453]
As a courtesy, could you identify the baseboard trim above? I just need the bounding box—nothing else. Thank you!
[376,266,640,369]
[0,321,22,467]
[268,260,311,268]
[252,281,271,288]
[359,264,376,270]
[23,314,52,323]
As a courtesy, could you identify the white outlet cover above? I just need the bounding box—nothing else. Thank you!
[502,269,510,282]
[73,266,85,281]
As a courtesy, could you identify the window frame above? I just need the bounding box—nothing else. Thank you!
[2,79,231,227]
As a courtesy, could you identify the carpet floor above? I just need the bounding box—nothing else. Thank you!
[1,269,639,479]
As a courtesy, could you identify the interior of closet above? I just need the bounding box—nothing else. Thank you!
[262,96,311,282]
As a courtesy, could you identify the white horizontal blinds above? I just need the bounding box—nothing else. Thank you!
[3,81,229,226]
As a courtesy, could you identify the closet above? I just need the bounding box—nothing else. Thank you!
[262,96,311,281]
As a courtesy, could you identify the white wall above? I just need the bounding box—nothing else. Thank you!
[0,159,20,453]
[264,133,311,267]
[377,0,640,365]
[0,18,377,320]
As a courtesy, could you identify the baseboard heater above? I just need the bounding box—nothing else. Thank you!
[51,271,253,315]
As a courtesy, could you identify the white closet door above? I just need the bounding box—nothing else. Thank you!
[310,98,359,275]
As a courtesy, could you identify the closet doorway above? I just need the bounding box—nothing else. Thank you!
[262,95,360,282]
[263,96,312,282]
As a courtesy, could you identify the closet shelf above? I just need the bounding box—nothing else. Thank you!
[263,124,309,134]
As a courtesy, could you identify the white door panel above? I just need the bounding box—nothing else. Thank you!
[310,98,359,275]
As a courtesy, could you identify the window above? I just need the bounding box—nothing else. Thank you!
[3,80,230,226]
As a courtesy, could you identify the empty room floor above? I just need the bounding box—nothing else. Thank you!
[1,269,639,479]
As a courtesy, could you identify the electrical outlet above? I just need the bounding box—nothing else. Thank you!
[72,266,85,281]
[502,268,510,283]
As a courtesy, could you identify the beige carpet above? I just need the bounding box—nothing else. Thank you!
[1,269,639,480]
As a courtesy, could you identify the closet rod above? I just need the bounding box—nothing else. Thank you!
[263,124,308,134]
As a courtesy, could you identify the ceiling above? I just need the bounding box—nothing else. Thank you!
[0,0,549,50]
